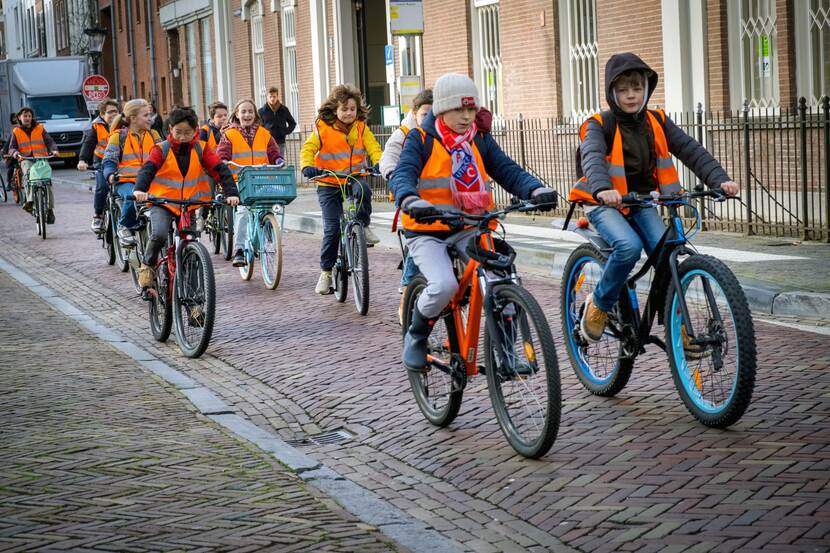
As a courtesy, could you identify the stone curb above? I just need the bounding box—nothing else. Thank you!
[0,252,465,553]
[282,211,830,322]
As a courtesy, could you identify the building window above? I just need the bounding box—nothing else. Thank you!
[559,0,600,117]
[250,2,266,107]
[201,18,214,111]
[398,34,422,77]
[472,0,502,117]
[795,0,830,106]
[186,21,202,111]
[281,1,299,121]
[729,0,780,109]
[54,0,69,52]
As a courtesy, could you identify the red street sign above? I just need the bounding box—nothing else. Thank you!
[83,75,110,102]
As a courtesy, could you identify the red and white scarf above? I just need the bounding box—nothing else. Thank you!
[435,116,490,213]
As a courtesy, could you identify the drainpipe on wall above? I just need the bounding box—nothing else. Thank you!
[146,0,158,103]
[125,0,137,97]
[212,0,232,106]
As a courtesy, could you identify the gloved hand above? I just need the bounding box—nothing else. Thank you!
[401,196,440,221]
[531,187,559,212]
[302,166,323,179]
[371,163,380,175]
[274,158,286,168]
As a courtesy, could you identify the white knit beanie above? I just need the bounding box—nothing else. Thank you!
[432,73,480,115]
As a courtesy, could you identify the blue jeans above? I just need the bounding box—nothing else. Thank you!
[114,182,138,228]
[317,181,372,271]
[587,206,666,312]
[93,169,108,216]
[400,254,419,286]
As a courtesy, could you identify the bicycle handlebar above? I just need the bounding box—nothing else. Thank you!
[17,155,56,160]
[408,197,554,227]
[226,160,287,169]
[615,188,733,207]
[126,194,227,207]
[309,168,381,181]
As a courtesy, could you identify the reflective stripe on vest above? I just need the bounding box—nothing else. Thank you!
[568,109,681,208]
[314,120,368,186]
[12,125,48,157]
[401,129,494,233]
[225,126,270,181]
[147,140,213,215]
[93,122,110,159]
[118,129,160,183]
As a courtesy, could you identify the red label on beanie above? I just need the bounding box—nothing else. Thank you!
[461,96,476,108]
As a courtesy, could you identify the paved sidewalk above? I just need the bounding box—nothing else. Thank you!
[0,270,398,552]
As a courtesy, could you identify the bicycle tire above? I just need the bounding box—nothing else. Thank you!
[103,212,116,266]
[333,236,348,302]
[0,173,7,203]
[485,284,560,459]
[149,257,172,342]
[35,186,46,239]
[260,212,283,290]
[664,254,756,428]
[173,241,216,358]
[238,249,254,281]
[404,275,463,427]
[113,202,130,273]
[207,207,221,255]
[129,222,150,294]
[350,224,370,315]
[222,205,235,261]
[14,171,23,206]
[560,243,635,396]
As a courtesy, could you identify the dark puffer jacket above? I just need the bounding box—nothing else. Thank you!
[581,53,731,199]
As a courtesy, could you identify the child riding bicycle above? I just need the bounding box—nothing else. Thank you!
[389,73,557,372]
[79,98,120,233]
[132,107,240,289]
[569,53,739,347]
[8,107,59,222]
[301,84,383,295]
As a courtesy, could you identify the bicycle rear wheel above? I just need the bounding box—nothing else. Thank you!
[102,213,115,266]
[350,224,370,315]
[485,283,560,459]
[149,256,172,342]
[333,237,348,302]
[112,203,130,273]
[665,255,756,428]
[35,186,46,239]
[560,243,635,396]
[260,212,283,290]
[173,241,216,358]
[0,173,7,203]
[404,275,463,427]
[129,222,149,294]
[222,205,235,261]
[208,207,221,255]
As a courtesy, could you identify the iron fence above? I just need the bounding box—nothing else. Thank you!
[283,96,830,242]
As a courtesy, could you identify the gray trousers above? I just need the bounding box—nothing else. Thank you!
[406,229,477,319]
[144,206,196,267]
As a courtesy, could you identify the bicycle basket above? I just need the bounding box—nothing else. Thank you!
[237,165,297,206]
[28,159,52,182]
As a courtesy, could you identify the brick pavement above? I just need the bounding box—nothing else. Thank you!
[0,270,398,552]
[1,180,829,552]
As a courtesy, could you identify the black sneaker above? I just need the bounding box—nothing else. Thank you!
[46,210,55,224]
[231,249,246,267]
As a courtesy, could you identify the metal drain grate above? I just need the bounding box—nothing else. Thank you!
[285,429,354,447]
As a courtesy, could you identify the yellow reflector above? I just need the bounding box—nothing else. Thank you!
[523,341,536,362]
[693,368,702,391]
[575,273,586,293]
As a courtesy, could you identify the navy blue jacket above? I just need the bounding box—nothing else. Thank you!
[390,111,541,210]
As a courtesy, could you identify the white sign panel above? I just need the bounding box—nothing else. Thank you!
[389,0,424,35]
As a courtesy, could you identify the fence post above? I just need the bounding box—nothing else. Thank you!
[695,103,707,230]
[743,101,754,235]
[799,97,810,240]
[823,96,829,243]
[517,113,527,169]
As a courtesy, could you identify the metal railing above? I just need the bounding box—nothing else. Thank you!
[282,97,830,241]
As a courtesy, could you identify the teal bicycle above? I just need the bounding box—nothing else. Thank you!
[20,155,55,239]
[229,161,296,290]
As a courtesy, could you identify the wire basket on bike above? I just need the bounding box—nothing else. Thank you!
[237,165,298,206]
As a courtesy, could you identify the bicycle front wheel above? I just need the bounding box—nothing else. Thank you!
[665,255,756,428]
[102,213,116,266]
[560,243,635,396]
[35,186,46,239]
[333,235,348,303]
[0,173,7,203]
[173,241,216,358]
[129,223,150,294]
[485,284,561,459]
[350,224,370,315]
[260,212,283,290]
[149,257,172,342]
[222,205,235,261]
[404,276,463,427]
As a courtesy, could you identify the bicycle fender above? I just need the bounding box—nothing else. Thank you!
[574,227,612,252]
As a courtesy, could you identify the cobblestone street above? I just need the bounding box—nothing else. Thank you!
[1,177,828,552]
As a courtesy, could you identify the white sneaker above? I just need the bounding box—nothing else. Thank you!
[364,226,380,245]
[117,225,136,247]
[315,271,333,295]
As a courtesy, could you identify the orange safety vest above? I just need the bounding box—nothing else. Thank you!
[93,120,110,159]
[401,128,494,233]
[314,120,368,187]
[201,123,219,150]
[118,129,161,183]
[12,124,49,157]
[147,140,213,215]
[225,126,270,181]
[568,109,681,209]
